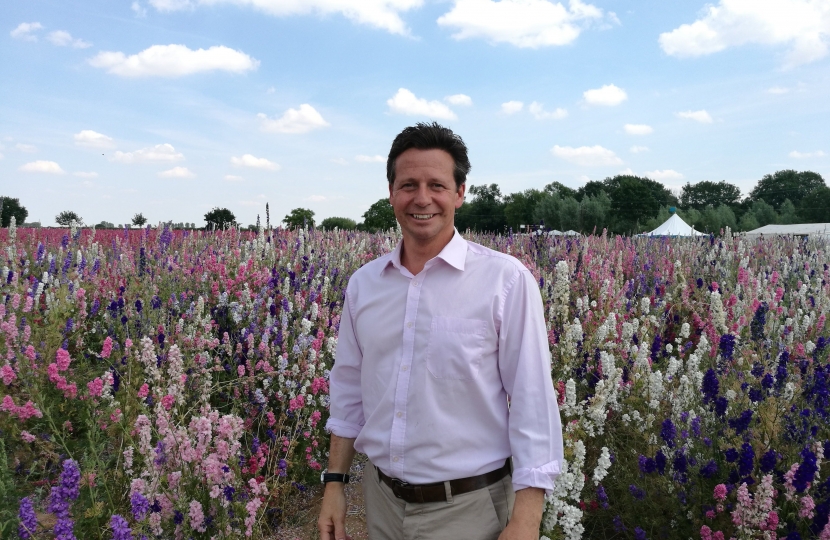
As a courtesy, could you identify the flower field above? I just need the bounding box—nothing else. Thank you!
[0,220,828,540]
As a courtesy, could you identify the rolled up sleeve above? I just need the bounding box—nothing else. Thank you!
[498,269,564,495]
[325,288,365,439]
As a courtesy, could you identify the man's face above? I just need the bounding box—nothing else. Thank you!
[389,148,465,248]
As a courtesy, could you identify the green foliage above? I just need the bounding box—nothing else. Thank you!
[56,210,83,227]
[798,186,830,223]
[95,221,116,229]
[750,199,778,227]
[204,207,237,230]
[282,208,316,229]
[679,180,741,210]
[456,184,506,233]
[504,189,545,232]
[609,177,660,234]
[359,198,397,232]
[0,196,28,227]
[699,204,737,234]
[320,217,358,230]
[578,191,611,234]
[131,213,147,227]
[778,199,798,224]
[738,211,759,231]
[749,169,826,210]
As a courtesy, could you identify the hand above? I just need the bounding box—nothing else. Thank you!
[497,487,544,540]
[317,483,353,540]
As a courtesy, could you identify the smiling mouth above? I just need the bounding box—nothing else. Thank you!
[411,214,435,220]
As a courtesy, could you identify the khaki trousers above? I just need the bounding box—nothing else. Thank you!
[363,463,515,540]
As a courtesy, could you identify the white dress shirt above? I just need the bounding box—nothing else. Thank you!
[326,231,563,493]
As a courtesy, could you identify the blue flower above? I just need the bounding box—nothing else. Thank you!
[719,334,736,361]
[759,450,777,473]
[638,455,656,474]
[613,515,627,532]
[699,460,718,478]
[661,418,677,448]
[725,448,739,463]
[173,510,184,525]
[634,527,647,540]
[728,410,753,434]
[793,447,818,493]
[629,484,646,500]
[655,450,667,475]
[702,369,719,403]
[110,515,132,540]
[714,397,728,417]
[131,492,150,521]
[18,497,37,539]
[739,443,754,477]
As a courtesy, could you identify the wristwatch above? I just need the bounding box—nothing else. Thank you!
[321,471,350,484]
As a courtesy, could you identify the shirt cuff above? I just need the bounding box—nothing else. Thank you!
[511,460,561,495]
[325,417,363,439]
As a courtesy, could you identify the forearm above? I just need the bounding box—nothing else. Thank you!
[511,487,545,529]
[326,434,357,474]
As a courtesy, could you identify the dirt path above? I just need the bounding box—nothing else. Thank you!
[271,456,369,540]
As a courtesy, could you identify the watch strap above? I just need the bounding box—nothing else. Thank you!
[322,472,350,484]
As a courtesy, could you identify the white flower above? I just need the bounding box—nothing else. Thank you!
[593,447,611,485]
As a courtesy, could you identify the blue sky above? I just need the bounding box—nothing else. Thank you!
[2,0,829,227]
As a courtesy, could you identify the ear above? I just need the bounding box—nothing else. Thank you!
[455,183,466,209]
[388,181,394,203]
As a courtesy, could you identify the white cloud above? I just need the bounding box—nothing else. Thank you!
[529,102,567,119]
[159,166,195,178]
[112,143,184,163]
[445,94,473,106]
[73,171,99,178]
[231,154,280,170]
[238,194,268,207]
[437,0,605,48]
[89,44,259,77]
[767,86,790,94]
[387,88,457,119]
[583,84,627,106]
[330,157,349,165]
[624,123,653,135]
[644,169,684,181]
[501,100,524,114]
[305,195,327,202]
[617,168,635,176]
[551,145,623,166]
[356,155,386,162]
[18,160,65,174]
[149,0,423,35]
[47,30,92,48]
[15,143,37,153]
[266,86,276,94]
[789,150,826,158]
[676,110,713,123]
[11,22,43,41]
[132,1,148,16]
[630,145,649,153]
[74,130,115,148]
[224,174,244,181]
[658,0,830,67]
[258,104,330,133]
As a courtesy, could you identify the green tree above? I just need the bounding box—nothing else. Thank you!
[699,205,737,234]
[544,181,578,200]
[95,221,116,229]
[56,210,83,227]
[504,188,544,232]
[320,217,358,230]
[578,192,611,234]
[0,196,28,227]
[282,208,315,229]
[679,180,741,210]
[778,199,798,224]
[360,198,397,232]
[738,212,760,232]
[609,177,659,234]
[605,174,678,210]
[749,169,826,211]
[132,213,148,227]
[559,197,580,231]
[533,193,562,231]
[798,186,830,223]
[750,200,778,227]
[456,184,506,232]
[204,207,237,230]
[576,180,607,201]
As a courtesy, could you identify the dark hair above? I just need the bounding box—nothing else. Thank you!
[387,122,471,189]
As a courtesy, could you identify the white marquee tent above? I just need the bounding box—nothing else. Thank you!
[642,213,705,237]
[744,223,830,238]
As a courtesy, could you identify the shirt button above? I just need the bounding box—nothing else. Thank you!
[413,281,419,287]
[396,411,403,418]
[401,365,409,371]
[406,322,413,328]
[393,456,400,462]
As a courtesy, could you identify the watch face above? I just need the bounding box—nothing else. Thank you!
[320,472,325,482]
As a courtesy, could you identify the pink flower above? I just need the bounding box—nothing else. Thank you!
[87,377,104,397]
[1,395,14,412]
[24,346,36,362]
[20,430,36,443]
[713,532,724,540]
[288,394,305,412]
[137,384,149,399]
[1,364,16,385]
[237,364,246,377]
[124,338,133,349]
[706,510,716,519]
[161,394,175,410]
[310,410,322,427]
[800,496,815,518]
[55,349,72,371]
[713,484,727,501]
[100,336,113,359]
[700,525,713,540]
[189,500,206,533]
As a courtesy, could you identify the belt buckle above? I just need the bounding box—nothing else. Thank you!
[391,478,409,499]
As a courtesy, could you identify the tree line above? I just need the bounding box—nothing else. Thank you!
[3,169,828,234]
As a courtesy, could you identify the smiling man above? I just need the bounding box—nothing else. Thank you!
[318,123,563,540]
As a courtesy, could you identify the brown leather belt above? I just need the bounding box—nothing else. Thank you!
[376,459,511,504]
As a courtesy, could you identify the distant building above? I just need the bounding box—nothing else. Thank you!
[744,223,830,238]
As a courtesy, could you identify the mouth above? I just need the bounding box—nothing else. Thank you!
[410,214,436,221]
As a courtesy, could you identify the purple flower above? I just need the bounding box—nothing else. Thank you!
[760,450,777,473]
[613,515,626,532]
[655,450,667,475]
[638,455,656,474]
[131,492,150,521]
[54,517,77,540]
[110,514,132,540]
[634,526,647,540]
[673,449,688,474]
[714,397,728,417]
[49,459,81,518]
[596,485,609,508]
[719,334,736,360]
[173,510,184,525]
[702,369,719,403]
[728,410,753,434]
[153,441,166,466]
[691,416,701,437]
[793,447,818,493]
[224,485,235,502]
[699,460,718,478]
[629,484,646,500]
[661,418,677,448]
[18,497,37,539]
[739,443,754,477]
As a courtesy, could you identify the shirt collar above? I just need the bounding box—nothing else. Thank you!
[381,229,467,275]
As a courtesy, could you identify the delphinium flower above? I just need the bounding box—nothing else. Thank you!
[131,491,150,521]
[18,497,37,539]
[702,369,719,403]
[110,514,132,540]
[699,460,718,478]
[759,450,777,473]
[728,410,753,435]
[629,484,646,500]
[654,450,666,475]
[738,443,754,478]
[660,418,677,448]
[793,447,818,492]
[634,526,647,540]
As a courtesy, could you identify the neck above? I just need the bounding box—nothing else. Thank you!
[400,229,455,275]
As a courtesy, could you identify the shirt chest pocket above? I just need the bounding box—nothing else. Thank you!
[426,316,487,380]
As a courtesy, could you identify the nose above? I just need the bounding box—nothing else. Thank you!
[413,184,431,206]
